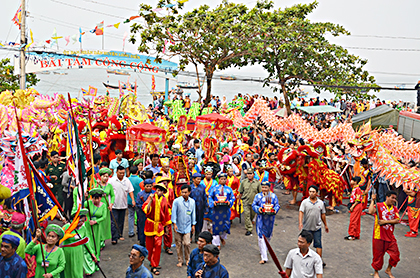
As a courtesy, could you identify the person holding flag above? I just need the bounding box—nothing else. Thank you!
[95,167,115,247]
[61,208,97,278]
[25,224,66,278]
[84,188,107,276]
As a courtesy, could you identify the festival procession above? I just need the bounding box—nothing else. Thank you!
[1,0,420,278]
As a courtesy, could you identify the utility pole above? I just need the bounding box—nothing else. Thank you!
[19,0,26,90]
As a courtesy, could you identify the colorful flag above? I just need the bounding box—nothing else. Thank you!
[66,110,89,208]
[152,75,156,91]
[94,21,104,36]
[118,81,124,98]
[12,5,22,27]
[11,130,30,205]
[79,28,83,43]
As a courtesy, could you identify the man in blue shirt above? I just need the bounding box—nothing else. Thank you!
[144,154,161,175]
[171,184,196,268]
[0,234,27,278]
[187,231,213,278]
[195,244,229,278]
[126,244,153,278]
[135,179,155,247]
[110,149,129,177]
[128,166,143,238]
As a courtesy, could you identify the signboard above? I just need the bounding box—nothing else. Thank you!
[14,50,178,78]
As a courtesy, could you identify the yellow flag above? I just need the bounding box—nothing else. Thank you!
[25,29,34,50]
[178,0,189,3]
[114,22,120,29]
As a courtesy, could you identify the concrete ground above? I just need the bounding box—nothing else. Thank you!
[92,189,420,278]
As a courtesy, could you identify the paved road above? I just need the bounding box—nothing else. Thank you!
[93,189,420,278]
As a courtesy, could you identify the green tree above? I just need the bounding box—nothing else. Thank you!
[130,0,272,105]
[252,1,377,114]
[0,58,39,92]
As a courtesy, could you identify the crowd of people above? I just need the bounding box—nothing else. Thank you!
[0,92,419,278]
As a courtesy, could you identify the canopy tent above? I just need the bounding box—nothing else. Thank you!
[127,123,166,143]
[195,113,233,131]
[352,105,399,129]
[297,105,342,114]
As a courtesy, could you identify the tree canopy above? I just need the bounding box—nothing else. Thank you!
[0,58,40,92]
[130,0,272,104]
[130,1,376,113]
[251,1,377,113]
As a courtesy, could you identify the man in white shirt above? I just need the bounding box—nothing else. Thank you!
[284,230,323,278]
[109,165,135,245]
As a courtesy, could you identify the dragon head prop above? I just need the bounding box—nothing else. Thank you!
[278,147,298,175]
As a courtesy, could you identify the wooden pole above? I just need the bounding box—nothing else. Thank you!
[19,0,26,89]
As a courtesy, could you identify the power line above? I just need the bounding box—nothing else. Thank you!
[81,0,139,12]
[28,14,125,41]
[345,46,420,52]
[50,0,126,19]
[370,71,420,77]
[351,34,420,41]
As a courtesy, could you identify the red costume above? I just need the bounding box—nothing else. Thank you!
[348,186,365,239]
[406,189,420,236]
[163,187,175,250]
[142,194,172,268]
[227,174,242,220]
[372,202,400,271]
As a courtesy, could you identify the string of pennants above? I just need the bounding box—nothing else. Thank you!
[4,1,189,49]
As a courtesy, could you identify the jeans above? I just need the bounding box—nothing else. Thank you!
[128,205,136,236]
[377,182,389,203]
[111,208,126,242]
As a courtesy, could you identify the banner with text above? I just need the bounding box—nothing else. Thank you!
[14,50,178,78]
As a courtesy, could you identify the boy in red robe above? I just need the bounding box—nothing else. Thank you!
[404,187,420,237]
[157,176,176,255]
[345,176,366,240]
[226,166,242,220]
[368,191,400,278]
[142,181,172,276]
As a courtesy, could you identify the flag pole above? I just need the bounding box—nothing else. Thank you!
[67,93,98,255]
[13,103,47,275]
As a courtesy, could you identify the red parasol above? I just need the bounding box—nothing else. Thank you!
[127,123,166,143]
[195,113,233,131]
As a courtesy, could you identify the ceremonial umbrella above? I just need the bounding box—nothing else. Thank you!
[195,113,233,131]
[127,123,166,143]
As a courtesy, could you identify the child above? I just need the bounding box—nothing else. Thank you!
[345,176,365,240]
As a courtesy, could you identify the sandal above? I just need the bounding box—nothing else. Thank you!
[344,236,355,240]
[165,248,173,255]
[151,267,160,275]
